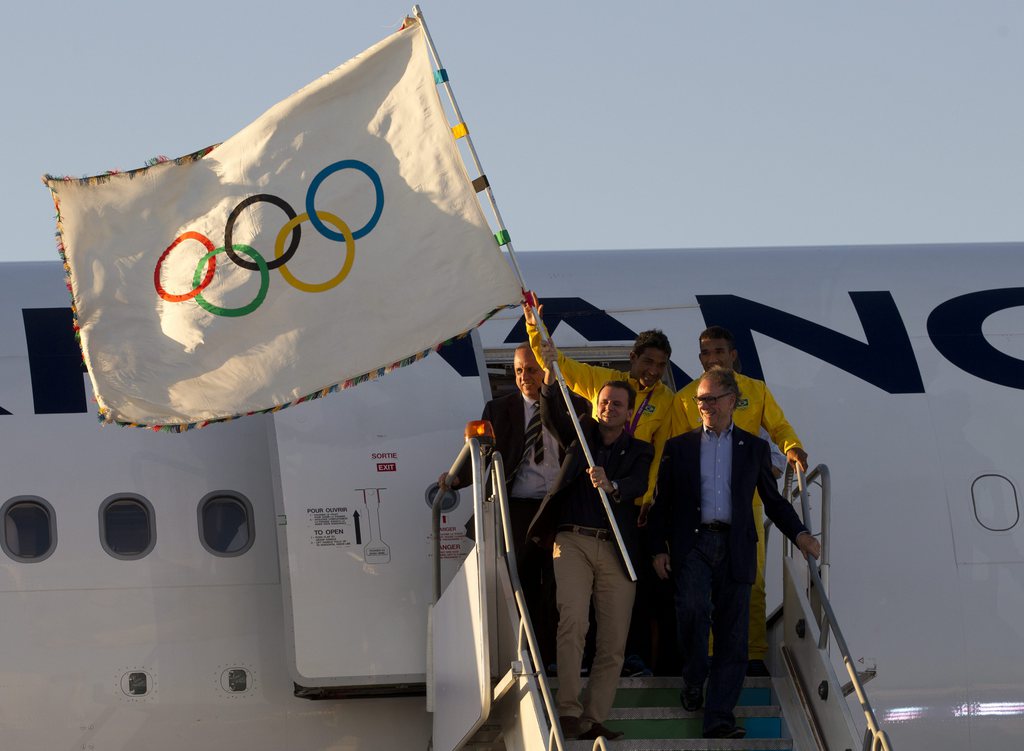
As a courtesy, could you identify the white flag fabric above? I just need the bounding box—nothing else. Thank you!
[44,20,519,430]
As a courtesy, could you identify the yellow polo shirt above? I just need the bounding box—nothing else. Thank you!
[528,323,673,506]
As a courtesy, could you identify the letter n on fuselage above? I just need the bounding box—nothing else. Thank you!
[697,292,925,394]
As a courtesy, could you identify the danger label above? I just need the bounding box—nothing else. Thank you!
[438,524,467,560]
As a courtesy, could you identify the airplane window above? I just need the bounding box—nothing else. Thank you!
[222,667,251,693]
[972,475,1019,532]
[100,495,156,559]
[198,492,255,557]
[1,497,57,562]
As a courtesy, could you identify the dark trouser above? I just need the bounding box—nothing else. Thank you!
[675,528,751,733]
[509,496,557,667]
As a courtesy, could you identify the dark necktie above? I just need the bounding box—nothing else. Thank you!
[514,403,543,478]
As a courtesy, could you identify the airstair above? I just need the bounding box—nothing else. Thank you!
[427,436,894,751]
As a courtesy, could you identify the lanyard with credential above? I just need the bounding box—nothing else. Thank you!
[627,388,654,435]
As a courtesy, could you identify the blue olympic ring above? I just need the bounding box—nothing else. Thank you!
[306,160,384,242]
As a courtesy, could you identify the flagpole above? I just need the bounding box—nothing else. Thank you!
[411,5,637,582]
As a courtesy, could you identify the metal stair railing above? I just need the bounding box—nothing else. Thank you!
[490,452,566,751]
[785,464,894,751]
[431,438,566,751]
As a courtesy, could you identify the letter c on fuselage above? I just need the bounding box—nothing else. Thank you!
[928,287,1024,390]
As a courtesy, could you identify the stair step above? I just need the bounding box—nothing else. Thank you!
[565,739,792,750]
[601,716,782,742]
[549,677,772,690]
[546,677,772,709]
[553,676,788,747]
[613,686,771,709]
[609,706,781,720]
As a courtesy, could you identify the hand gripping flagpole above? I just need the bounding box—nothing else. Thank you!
[412,6,637,582]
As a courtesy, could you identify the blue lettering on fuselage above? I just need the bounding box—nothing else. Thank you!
[7,289,1024,415]
[697,292,924,393]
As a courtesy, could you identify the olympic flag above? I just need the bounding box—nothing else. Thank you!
[43,20,520,430]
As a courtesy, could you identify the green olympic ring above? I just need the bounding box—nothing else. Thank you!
[192,245,270,318]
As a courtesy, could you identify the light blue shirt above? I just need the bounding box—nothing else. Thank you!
[699,423,734,524]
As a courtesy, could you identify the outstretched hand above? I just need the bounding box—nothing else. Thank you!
[521,300,545,328]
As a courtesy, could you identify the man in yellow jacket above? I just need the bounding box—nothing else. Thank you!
[523,302,674,518]
[670,326,809,674]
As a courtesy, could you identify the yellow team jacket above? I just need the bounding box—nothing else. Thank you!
[528,323,673,506]
[671,371,803,454]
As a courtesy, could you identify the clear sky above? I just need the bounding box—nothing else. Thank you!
[4,0,1021,263]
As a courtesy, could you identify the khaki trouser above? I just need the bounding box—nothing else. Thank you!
[553,530,635,725]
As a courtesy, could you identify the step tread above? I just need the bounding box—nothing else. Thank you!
[609,705,782,721]
[565,739,791,750]
[550,676,774,690]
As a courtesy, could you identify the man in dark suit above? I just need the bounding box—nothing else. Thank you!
[443,344,587,665]
[528,350,654,742]
[650,366,820,739]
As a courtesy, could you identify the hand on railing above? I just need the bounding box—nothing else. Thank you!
[795,531,821,561]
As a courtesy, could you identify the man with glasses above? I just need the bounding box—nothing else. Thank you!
[651,366,820,739]
[670,325,808,675]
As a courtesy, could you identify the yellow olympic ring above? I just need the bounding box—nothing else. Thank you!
[275,211,355,293]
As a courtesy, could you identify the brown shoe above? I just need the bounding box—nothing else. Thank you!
[578,722,624,741]
[558,715,582,739]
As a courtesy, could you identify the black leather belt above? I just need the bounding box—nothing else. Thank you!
[558,524,613,541]
[700,521,731,532]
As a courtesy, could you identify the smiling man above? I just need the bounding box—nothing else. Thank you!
[440,343,587,667]
[524,301,674,513]
[526,358,654,742]
[651,366,820,739]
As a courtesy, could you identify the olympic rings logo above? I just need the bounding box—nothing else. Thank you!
[153,159,383,317]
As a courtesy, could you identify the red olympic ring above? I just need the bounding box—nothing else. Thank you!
[154,232,217,302]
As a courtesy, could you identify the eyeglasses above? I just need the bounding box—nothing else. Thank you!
[694,392,734,406]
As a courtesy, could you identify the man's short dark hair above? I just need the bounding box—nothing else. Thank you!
[600,379,637,410]
[632,329,671,359]
[698,326,735,347]
[699,366,742,402]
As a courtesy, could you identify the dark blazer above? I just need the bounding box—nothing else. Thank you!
[462,388,589,492]
[649,425,808,584]
[527,382,654,575]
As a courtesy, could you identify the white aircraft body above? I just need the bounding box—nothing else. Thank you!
[0,243,1021,750]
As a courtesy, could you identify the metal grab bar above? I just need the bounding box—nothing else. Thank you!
[788,465,893,751]
[433,440,473,602]
[490,453,566,751]
[431,439,565,751]
[429,438,489,725]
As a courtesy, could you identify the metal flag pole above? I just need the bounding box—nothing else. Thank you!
[411,5,637,582]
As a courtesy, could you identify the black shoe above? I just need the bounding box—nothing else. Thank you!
[558,715,582,739]
[746,659,770,677]
[703,724,746,739]
[679,684,703,712]
[621,654,654,677]
[578,722,624,741]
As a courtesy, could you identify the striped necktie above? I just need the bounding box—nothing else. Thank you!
[514,403,543,478]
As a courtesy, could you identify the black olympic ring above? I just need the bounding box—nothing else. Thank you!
[223,194,301,271]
